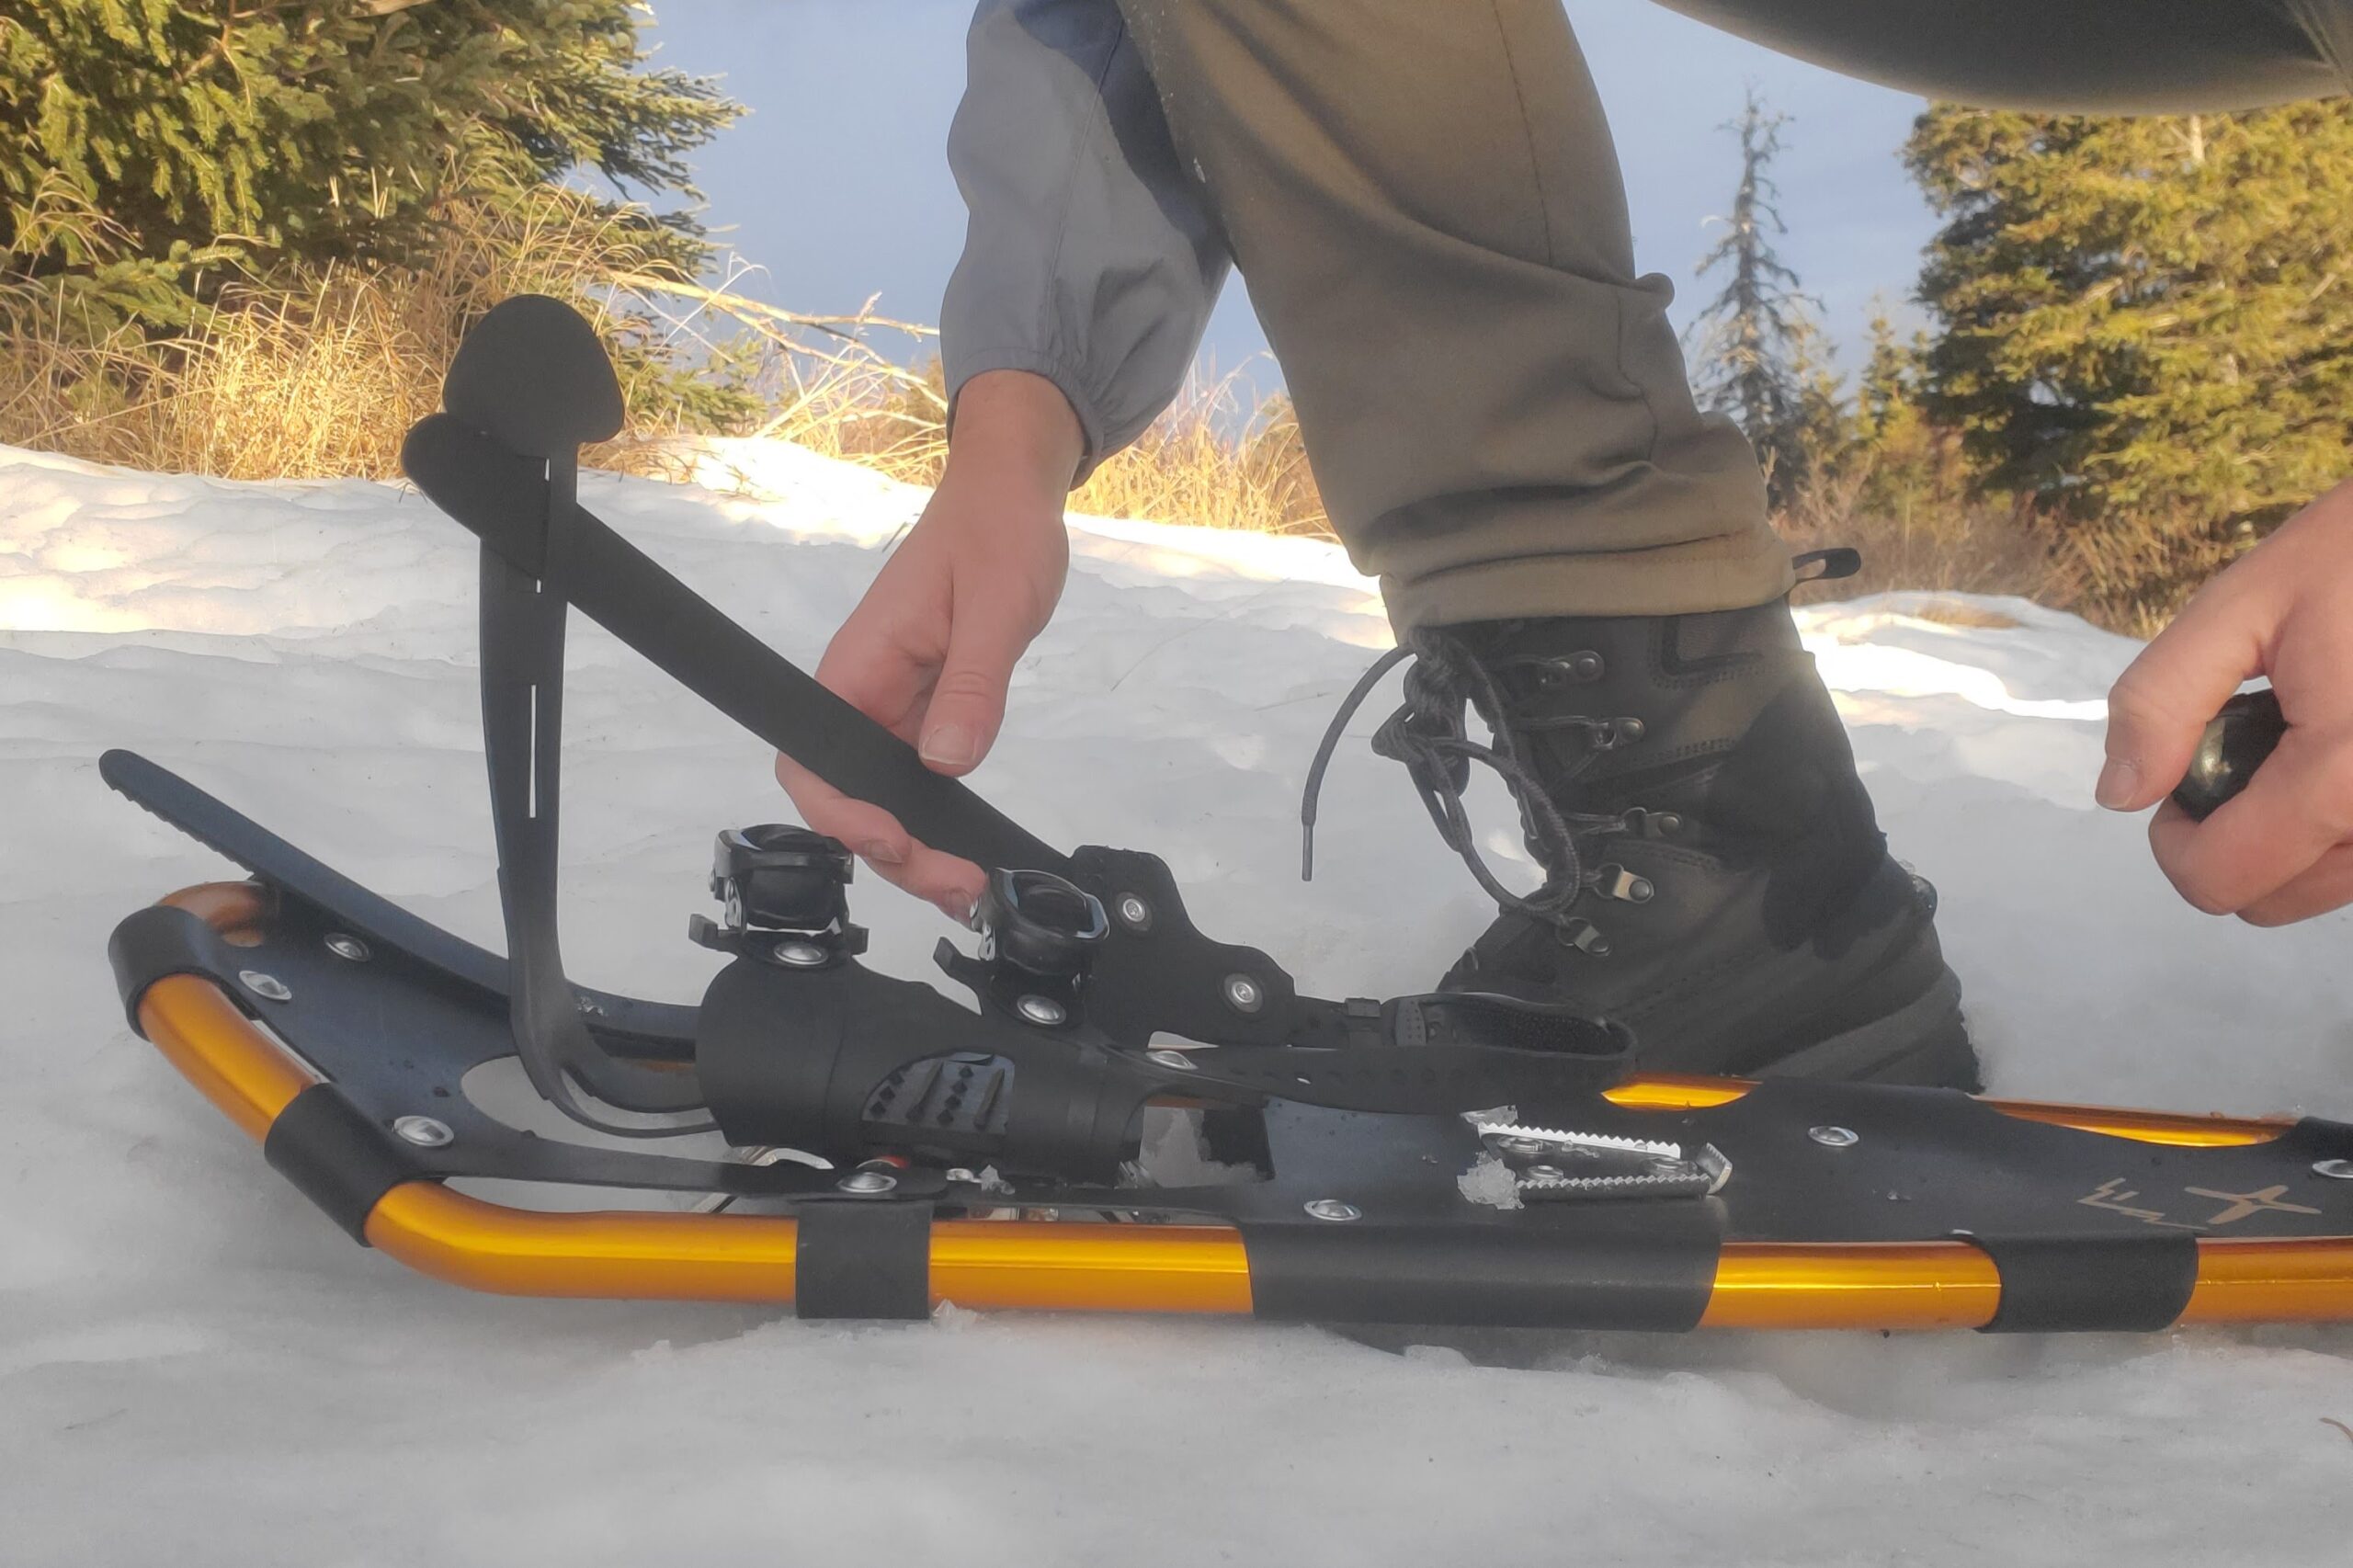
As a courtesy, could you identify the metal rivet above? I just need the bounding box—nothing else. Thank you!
[1223,974,1265,1014]
[392,1115,453,1148]
[771,940,827,969]
[239,971,292,1003]
[1147,1048,1197,1072]
[837,1169,897,1195]
[2315,1159,2353,1180]
[1017,994,1067,1027]
[324,933,371,962]
[1304,1199,1361,1222]
[1116,894,1153,932]
[1496,1135,1544,1159]
[1628,878,1654,903]
[1809,1125,1859,1148]
[1527,1165,1565,1182]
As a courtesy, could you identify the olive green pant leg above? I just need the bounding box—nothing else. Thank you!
[1106,0,2353,631]
[1109,0,1790,631]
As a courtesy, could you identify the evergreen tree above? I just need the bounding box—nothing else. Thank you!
[1689,87,1835,504]
[0,1,738,325]
[1850,307,1961,525]
[1905,102,2353,582]
[1857,312,1920,444]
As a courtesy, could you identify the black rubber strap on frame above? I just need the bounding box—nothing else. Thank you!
[1966,1230,2200,1333]
[1242,1212,1720,1330]
[794,1199,936,1320]
[107,903,238,1033]
[263,1083,438,1244]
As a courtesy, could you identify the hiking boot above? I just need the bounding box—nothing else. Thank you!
[1305,586,1977,1088]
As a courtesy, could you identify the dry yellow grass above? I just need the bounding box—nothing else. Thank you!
[2,215,2234,632]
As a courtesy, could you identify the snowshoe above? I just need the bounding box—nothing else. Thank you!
[103,297,2353,1333]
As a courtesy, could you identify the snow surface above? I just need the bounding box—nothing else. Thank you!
[7,439,2353,1564]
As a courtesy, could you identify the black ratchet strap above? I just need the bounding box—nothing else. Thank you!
[404,412,1064,878]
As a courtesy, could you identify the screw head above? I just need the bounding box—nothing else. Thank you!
[771,939,828,969]
[324,933,371,962]
[1017,994,1068,1028]
[238,970,292,1004]
[1304,1199,1361,1222]
[2315,1159,2353,1180]
[392,1115,453,1148]
[1116,894,1153,932]
[1222,973,1265,1014]
[1808,1125,1860,1149]
[837,1169,897,1195]
[1147,1048,1197,1072]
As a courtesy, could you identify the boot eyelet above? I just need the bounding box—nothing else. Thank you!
[1621,808,1683,839]
[1537,651,1605,687]
[1592,716,1644,750]
[1559,918,1611,956]
[1596,864,1655,903]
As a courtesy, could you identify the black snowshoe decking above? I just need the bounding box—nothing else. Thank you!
[102,297,2353,1333]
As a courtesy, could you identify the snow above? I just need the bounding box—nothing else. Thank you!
[7,438,2353,1563]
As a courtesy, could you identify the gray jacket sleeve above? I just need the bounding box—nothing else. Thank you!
[942,0,1231,482]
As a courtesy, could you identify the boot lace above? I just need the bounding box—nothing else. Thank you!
[1300,631,1644,945]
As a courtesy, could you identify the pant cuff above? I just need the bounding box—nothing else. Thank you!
[1381,528,1801,631]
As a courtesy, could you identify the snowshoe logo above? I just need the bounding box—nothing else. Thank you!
[2078,1177,2323,1230]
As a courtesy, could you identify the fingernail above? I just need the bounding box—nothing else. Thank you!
[920,724,975,769]
[859,839,904,867]
[937,892,976,926]
[2096,757,2140,811]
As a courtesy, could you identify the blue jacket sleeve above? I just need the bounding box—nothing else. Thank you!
[942,0,1231,481]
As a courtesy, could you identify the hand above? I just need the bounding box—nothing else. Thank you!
[2098,481,2353,925]
[776,370,1082,919]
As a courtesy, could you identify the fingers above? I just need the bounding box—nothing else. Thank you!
[2098,575,2270,812]
[912,585,1035,776]
[2239,842,2353,926]
[773,752,986,919]
[2146,719,2353,916]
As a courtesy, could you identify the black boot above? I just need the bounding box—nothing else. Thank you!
[1306,596,1977,1088]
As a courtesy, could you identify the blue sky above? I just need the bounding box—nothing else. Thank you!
[639,1,1940,386]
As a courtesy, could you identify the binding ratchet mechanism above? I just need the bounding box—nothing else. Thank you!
[1475,1121,1733,1202]
[689,824,868,965]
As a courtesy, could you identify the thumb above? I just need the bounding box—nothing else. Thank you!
[915,605,1032,777]
[2099,578,2270,812]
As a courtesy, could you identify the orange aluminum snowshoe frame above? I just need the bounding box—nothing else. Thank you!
[133,881,2353,1331]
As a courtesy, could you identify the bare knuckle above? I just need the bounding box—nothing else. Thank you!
[2181,884,2239,917]
[2102,676,2167,740]
[931,667,1006,706]
[2309,741,2353,824]
[2155,847,2238,916]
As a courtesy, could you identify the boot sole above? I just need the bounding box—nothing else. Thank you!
[1748,966,1980,1091]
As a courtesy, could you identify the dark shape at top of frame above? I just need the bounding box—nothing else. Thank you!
[443,294,625,459]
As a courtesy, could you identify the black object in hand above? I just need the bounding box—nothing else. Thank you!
[2170,687,2286,821]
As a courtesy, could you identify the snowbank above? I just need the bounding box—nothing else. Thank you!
[6,439,2352,1564]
